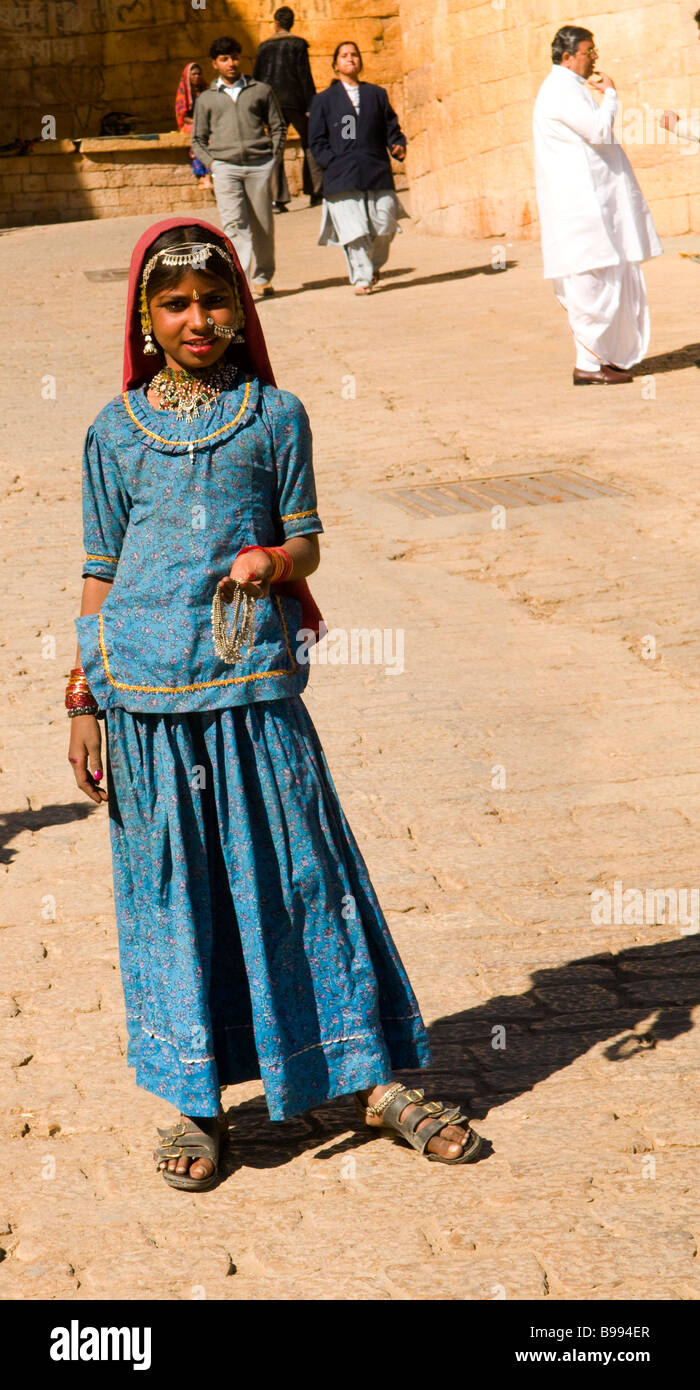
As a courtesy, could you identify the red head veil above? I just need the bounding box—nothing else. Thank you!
[175,63,196,128]
[121,217,323,639]
[122,216,275,391]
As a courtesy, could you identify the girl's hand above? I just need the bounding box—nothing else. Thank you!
[218,548,274,603]
[68,715,107,804]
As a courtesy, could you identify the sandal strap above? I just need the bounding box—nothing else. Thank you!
[380,1089,472,1155]
[153,1118,221,1167]
[405,1112,469,1155]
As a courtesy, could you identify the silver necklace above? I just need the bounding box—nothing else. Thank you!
[211,583,256,664]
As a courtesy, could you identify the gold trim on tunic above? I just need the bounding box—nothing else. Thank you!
[121,377,252,445]
[97,596,298,694]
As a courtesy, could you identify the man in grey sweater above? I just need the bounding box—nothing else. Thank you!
[192,34,287,295]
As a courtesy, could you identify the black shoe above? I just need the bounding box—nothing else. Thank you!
[309,194,323,207]
[273,202,289,214]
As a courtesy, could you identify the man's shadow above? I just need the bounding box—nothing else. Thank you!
[635,343,700,375]
[220,934,699,1175]
[0,801,94,866]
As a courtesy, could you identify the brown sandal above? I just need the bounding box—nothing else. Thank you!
[153,1112,227,1191]
[356,1083,483,1164]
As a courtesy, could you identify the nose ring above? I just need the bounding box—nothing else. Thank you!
[206,315,243,341]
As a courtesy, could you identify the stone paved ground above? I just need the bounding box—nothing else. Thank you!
[0,200,699,1301]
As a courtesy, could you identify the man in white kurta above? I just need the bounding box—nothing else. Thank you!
[533,26,662,383]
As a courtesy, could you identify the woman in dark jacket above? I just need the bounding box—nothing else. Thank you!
[309,40,408,294]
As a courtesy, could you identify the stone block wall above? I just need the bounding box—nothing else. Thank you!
[399,0,700,239]
[4,1,404,144]
[5,0,251,143]
[0,132,306,230]
[3,1,700,238]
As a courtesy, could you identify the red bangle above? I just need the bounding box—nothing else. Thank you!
[65,664,98,711]
[235,544,293,583]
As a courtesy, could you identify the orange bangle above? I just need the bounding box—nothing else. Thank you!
[65,665,98,710]
[261,546,293,582]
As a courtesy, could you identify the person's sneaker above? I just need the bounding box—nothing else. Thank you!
[251,283,275,298]
[273,202,288,214]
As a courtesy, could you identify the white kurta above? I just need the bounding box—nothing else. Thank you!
[317,190,408,287]
[317,190,408,249]
[533,65,662,279]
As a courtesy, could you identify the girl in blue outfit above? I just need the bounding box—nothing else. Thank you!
[67,216,482,1189]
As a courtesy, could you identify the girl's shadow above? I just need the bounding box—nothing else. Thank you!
[220,934,699,1173]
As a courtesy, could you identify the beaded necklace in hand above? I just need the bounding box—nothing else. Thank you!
[149,362,239,421]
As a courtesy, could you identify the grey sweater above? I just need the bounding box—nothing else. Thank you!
[191,78,287,169]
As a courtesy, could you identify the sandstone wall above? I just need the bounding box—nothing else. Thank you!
[4,1,700,238]
[399,0,700,239]
[0,133,307,230]
[4,1,403,144]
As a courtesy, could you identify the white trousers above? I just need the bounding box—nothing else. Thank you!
[553,262,649,371]
[319,190,406,287]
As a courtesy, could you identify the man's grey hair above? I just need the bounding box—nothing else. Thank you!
[551,25,594,64]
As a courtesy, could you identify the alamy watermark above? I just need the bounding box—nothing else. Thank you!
[590,880,699,933]
[296,625,404,676]
[611,104,700,151]
[50,1321,151,1369]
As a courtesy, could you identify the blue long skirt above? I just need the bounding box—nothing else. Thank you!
[105,697,430,1119]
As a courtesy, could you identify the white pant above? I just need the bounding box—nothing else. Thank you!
[344,231,394,287]
[211,157,275,285]
[553,262,649,371]
[319,190,406,287]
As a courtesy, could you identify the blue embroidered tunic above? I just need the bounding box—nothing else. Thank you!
[76,374,323,713]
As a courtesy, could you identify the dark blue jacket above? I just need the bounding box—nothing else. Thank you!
[308,81,406,196]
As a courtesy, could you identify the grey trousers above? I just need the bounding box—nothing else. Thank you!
[211,157,276,284]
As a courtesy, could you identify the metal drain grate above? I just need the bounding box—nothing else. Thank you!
[380,469,623,517]
[84,267,130,281]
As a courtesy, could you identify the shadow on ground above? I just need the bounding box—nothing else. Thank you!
[636,342,700,374]
[260,263,517,300]
[0,801,94,866]
[220,935,699,1176]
